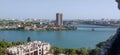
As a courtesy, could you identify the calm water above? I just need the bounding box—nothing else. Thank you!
[0,25,117,48]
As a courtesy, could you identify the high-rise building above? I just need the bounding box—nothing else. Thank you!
[56,13,63,26]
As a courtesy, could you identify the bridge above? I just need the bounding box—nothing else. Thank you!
[68,25,115,28]
[72,26,114,28]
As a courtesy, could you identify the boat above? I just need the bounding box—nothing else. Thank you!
[91,28,95,31]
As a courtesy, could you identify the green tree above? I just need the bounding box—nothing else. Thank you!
[96,41,106,48]
[0,40,10,55]
[0,40,10,48]
[70,49,76,55]
[64,48,76,55]
[15,41,24,45]
[88,47,100,55]
[52,46,61,55]
[0,40,25,55]
[76,48,88,55]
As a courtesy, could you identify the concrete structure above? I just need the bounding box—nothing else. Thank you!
[56,13,63,26]
[5,41,51,55]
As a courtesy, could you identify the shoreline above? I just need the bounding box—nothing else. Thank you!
[0,26,77,31]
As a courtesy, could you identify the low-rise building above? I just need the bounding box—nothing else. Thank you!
[5,41,51,55]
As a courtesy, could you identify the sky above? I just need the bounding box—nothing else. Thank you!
[0,0,120,20]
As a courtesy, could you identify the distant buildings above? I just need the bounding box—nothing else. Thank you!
[5,41,51,55]
[56,13,63,26]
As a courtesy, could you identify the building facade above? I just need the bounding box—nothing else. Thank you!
[5,41,51,55]
[56,13,63,26]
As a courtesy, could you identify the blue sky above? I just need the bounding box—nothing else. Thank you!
[0,0,120,20]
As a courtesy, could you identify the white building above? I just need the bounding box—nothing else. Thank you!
[5,41,51,55]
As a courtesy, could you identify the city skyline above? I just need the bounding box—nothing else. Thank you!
[0,0,120,19]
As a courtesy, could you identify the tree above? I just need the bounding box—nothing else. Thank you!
[70,49,76,55]
[76,48,88,55]
[88,47,100,55]
[0,40,10,48]
[52,46,61,55]
[0,40,10,55]
[0,40,25,55]
[64,48,76,55]
[96,41,106,48]
[16,41,24,45]
[27,36,31,42]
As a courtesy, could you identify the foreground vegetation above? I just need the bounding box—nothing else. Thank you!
[51,41,106,55]
[0,40,24,55]
[51,46,100,55]
[0,39,106,55]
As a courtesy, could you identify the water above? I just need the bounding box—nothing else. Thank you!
[0,25,117,48]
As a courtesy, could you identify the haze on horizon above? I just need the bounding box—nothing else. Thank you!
[0,0,120,20]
